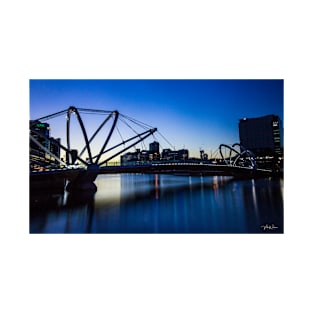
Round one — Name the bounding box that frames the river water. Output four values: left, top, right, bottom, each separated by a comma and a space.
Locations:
30, 174, 283, 234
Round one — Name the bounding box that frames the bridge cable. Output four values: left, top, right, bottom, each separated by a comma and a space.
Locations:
76, 108, 113, 115
119, 116, 141, 135
119, 113, 154, 130
119, 115, 149, 151
141, 140, 147, 151
155, 130, 175, 150
91, 128, 156, 161
31, 109, 69, 123
115, 124, 125, 148
98, 128, 157, 166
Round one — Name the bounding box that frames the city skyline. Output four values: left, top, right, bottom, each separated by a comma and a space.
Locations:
29, 79, 283, 160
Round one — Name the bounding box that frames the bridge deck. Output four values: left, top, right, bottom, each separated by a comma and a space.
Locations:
98, 163, 272, 178
30, 163, 273, 191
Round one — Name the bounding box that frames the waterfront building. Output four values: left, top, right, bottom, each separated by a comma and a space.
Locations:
161, 148, 189, 161
121, 141, 190, 165
161, 148, 176, 160
178, 149, 189, 160
200, 149, 208, 160
30, 120, 61, 169
149, 141, 160, 160
30, 121, 50, 150
120, 149, 141, 165
149, 141, 160, 154
239, 115, 283, 156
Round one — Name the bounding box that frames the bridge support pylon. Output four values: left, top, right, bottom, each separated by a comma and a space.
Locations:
66, 164, 100, 193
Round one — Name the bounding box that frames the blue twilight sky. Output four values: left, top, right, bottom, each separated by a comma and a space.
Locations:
29, 79, 283, 159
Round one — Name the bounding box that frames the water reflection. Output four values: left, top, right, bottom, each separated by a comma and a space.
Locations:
30, 189, 96, 233
29, 174, 283, 234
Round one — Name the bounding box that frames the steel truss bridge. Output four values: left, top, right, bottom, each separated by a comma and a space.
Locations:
30, 106, 273, 192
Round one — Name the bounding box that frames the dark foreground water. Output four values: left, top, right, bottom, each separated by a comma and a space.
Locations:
30, 174, 283, 234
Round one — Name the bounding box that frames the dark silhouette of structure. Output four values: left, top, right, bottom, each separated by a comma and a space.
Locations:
239, 115, 283, 157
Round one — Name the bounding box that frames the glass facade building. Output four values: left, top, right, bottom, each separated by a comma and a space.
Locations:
239, 115, 283, 156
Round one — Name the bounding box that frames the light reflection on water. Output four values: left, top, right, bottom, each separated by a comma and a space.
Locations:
30, 174, 283, 234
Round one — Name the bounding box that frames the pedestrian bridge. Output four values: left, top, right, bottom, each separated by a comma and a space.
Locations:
30, 106, 274, 192
30, 161, 273, 193
98, 162, 271, 178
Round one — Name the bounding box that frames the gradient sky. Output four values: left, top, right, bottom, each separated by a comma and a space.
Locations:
29, 79, 283, 160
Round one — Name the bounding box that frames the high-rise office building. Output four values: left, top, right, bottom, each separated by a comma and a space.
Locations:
30, 121, 61, 168
149, 141, 160, 161
30, 121, 50, 150
149, 141, 160, 154
239, 114, 283, 156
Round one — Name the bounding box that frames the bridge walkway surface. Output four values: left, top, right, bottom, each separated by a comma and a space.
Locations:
30, 163, 274, 193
